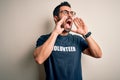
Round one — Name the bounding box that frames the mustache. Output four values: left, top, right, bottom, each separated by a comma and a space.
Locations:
57, 16, 72, 21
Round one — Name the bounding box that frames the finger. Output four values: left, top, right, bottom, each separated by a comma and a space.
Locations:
79, 18, 84, 23
79, 18, 85, 26
61, 27, 64, 31
59, 16, 67, 24
74, 21, 79, 28
77, 18, 83, 25
75, 18, 85, 28
73, 17, 80, 28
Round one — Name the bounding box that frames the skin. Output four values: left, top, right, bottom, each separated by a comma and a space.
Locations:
34, 6, 102, 64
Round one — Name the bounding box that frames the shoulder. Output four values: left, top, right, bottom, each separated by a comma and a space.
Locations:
70, 34, 88, 51
66, 33, 84, 45
38, 33, 51, 41
36, 33, 51, 47
69, 33, 83, 41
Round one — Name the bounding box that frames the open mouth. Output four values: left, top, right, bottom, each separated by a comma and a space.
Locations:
64, 19, 72, 32
67, 21, 71, 25
66, 19, 72, 26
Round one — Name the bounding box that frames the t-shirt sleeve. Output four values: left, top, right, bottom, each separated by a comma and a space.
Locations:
36, 34, 50, 48
79, 37, 88, 52
36, 36, 44, 48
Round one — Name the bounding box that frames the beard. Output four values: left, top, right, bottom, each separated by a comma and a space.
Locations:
61, 23, 72, 33
63, 27, 72, 33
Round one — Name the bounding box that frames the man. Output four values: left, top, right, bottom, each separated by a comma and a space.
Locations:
34, 1, 102, 80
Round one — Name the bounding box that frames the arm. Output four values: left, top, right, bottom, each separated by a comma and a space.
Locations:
72, 17, 102, 58
34, 32, 58, 64
83, 36, 102, 58
34, 16, 67, 64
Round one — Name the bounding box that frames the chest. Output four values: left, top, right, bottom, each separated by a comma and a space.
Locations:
51, 38, 82, 62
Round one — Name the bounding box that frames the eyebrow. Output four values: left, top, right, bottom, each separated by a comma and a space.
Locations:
60, 10, 71, 12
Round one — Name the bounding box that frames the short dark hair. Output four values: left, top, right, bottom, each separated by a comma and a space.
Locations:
53, 1, 71, 17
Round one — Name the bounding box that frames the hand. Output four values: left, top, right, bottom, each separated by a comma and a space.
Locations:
53, 16, 67, 35
72, 17, 88, 35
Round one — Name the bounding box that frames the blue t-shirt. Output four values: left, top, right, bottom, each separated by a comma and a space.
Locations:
36, 33, 88, 80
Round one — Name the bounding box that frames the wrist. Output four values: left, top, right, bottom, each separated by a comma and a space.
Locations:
82, 32, 92, 39
52, 31, 59, 36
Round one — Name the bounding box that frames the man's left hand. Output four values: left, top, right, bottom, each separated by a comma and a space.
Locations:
71, 17, 88, 35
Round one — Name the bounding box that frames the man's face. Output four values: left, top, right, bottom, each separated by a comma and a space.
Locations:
57, 6, 75, 32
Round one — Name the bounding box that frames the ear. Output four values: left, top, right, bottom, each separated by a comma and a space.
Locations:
54, 16, 58, 23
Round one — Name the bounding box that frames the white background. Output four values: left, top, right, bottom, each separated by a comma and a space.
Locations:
0, 0, 120, 80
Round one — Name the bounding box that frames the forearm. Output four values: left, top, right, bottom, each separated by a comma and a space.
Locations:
34, 16, 68, 64
34, 31, 58, 64
85, 36, 102, 58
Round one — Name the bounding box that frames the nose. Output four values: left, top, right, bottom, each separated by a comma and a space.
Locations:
68, 12, 72, 17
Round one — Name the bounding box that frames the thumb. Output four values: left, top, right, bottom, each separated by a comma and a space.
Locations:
61, 28, 64, 31
59, 16, 67, 25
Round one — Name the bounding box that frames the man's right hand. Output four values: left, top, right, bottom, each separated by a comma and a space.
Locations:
53, 16, 67, 35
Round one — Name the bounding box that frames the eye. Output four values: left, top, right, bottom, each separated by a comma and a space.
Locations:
70, 11, 73, 15
70, 11, 76, 16
63, 10, 68, 14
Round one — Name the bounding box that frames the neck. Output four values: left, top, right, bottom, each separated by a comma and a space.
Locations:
60, 31, 69, 36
